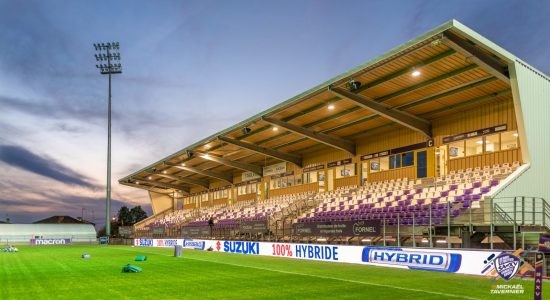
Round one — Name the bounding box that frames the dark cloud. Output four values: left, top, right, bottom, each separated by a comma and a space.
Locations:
0, 194, 152, 226
0, 94, 105, 123
0, 144, 98, 189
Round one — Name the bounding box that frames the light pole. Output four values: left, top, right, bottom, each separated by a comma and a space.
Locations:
94, 42, 122, 236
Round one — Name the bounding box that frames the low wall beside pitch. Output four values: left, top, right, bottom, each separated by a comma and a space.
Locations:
0, 224, 96, 244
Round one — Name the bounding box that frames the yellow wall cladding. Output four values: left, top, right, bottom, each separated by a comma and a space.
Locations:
432, 98, 516, 146
303, 148, 353, 167
190, 186, 207, 194
209, 180, 230, 189
356, 127, 426, 155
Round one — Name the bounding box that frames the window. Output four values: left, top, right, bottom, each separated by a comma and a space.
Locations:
402, 152, 414, 167
485, 134, 500, 152
305, 171, 318, 184
380, 156, 389, 171
336, 164, 355, 179
501, 131, 518, 150
287, 176, 294, 187
465, 138, 483, 156
449, 141, 465, 159
389, 154, 401, 169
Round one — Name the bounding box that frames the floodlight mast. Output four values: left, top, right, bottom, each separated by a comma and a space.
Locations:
94, 42, 122, 237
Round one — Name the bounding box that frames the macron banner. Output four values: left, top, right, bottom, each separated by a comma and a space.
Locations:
30, 238, 72, 246
133, 238, 503, 276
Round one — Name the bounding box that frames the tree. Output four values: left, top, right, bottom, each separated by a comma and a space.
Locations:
115, 205, 148, 226
117, 206, 132, 226
130, 206, 148, 224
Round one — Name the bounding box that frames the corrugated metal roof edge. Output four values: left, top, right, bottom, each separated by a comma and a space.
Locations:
120, 19, 535, 183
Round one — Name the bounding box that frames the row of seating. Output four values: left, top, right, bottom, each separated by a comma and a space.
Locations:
184, 193, 313, 229
142, 162, 518, 230
296, 163, 515, 225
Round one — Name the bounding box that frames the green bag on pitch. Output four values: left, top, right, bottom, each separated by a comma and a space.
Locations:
135, 255, 147, 261
122, 264, 142, 273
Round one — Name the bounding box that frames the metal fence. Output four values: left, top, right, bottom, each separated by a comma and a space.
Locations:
132, 196, 549, 251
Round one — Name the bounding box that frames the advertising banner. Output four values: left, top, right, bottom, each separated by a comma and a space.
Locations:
534, 252, 544, 300
118, 226, 133, 236
293, 220, 380, 237
327, 158, 352, 168
538, 236, 550, 253
239, 221, 268, 234
155, 239, 180, 247
263, 162, 286, 177
152, 227, 165, 235
183, 239, 206, 250
133, 238, 504, 276
242, 171, 261, 181
181, 226, 211, 237
30, 238, 72, 246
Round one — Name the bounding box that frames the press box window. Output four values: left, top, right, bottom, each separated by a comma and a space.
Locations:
465, 138, 483, 156
389, 154, 401, 169
484, 134, 500, 152
401, 152, 414, 167
449, 141, 464, 159
379, 156, 389, 171
501, 131, 518, 150
336, 164, 355, 178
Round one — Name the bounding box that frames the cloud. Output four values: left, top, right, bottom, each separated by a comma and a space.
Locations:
0, 194, 152, 225
0, 144, 98, 189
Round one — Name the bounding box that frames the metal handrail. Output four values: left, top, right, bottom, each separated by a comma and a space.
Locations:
493, 203, 514, 224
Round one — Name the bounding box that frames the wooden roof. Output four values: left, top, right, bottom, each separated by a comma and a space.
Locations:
119, 20, 513, 195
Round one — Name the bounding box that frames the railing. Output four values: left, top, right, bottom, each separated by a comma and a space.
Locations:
132, 196, 550, 251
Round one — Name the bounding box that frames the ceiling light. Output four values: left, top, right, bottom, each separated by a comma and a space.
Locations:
436, 239, 447, 244
148, 176, 152, 180
316, 238, 327, 242
328, 104, 335, 110
272, 127, 278, 132
421, 238, 429, 243
162, 170, 167, 174
135, 181, 140, 185
513, 133, 518, 137
202, 154, 210, 159
412, 70, 421, 77
476, 140, 484, 144
361, 238, 371, 242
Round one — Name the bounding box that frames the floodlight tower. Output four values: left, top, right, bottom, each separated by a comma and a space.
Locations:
94, 42, 122, 236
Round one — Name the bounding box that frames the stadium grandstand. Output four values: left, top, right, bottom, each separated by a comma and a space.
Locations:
120, 19, 550, 253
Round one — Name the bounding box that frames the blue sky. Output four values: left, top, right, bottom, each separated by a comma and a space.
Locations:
1, 0, 549, 224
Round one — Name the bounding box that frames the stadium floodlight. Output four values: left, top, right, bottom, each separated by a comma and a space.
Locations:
94, 41, 122, 237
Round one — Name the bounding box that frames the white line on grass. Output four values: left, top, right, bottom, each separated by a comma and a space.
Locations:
113, 247, 480, 300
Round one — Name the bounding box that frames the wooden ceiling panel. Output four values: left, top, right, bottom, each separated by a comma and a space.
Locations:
275, 138, 318, 153
289, 99, 357, 126
330, 117, 391, 137
308, 109, 374, 133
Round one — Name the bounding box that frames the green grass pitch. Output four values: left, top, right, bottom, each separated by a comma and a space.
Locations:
0, 245, 546, 299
